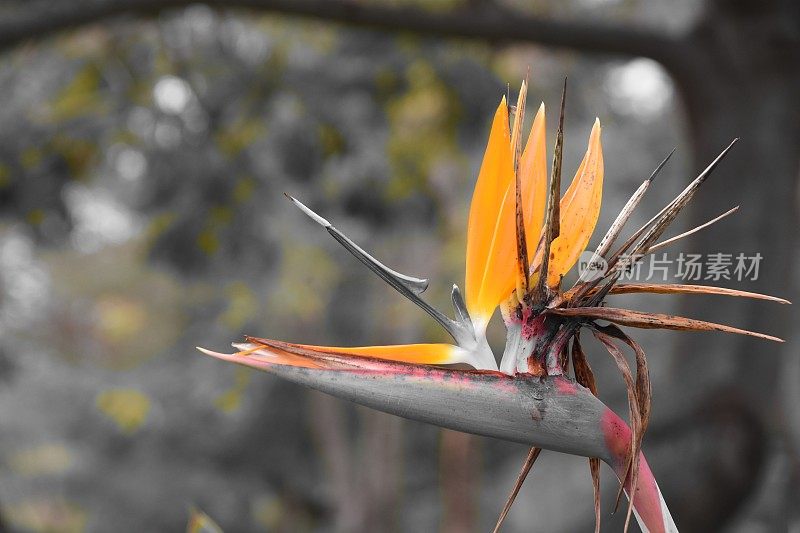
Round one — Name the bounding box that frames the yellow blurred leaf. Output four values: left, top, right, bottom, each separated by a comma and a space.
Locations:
49, 64, 105, 121
271, 245, 339, 320
232, 177, 256, 203
51, 135, 97, 178
94, 296, 148, 345
5, 499, 87, 533
197, 229, 220, 255
21, 147, 43, 170
210, 206, 233, 225
26, 209, 46, 226
43, 242, 185, 369
251, 494, 283, 530
220, 282, 258, 330
385, 59, 461, 199
318, 124, 345, 156
96, 389, 151, 434
0, 163, 10, 188
215, 118, 264, 156
187, 508, 223, 533
8, 444, 74, 476
146, 213, 177, 242
214, 367, 252, 413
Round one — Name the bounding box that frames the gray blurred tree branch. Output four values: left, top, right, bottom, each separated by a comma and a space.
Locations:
0, 0, 685, 67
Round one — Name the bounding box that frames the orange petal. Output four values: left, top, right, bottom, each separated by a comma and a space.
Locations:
200, 340, 461, 369
244, 337, 461, 365
518, 103, 548, 278
547, 119, 603, 287
292, 342, 460, 365
465, 97, 516, 323
466, 98, 549, 322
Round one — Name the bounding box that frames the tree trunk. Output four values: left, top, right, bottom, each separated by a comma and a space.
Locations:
440, 431, 480, 533
660, 1, 800, 529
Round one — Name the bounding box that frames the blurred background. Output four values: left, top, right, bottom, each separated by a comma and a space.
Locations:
0, 0, 797, 531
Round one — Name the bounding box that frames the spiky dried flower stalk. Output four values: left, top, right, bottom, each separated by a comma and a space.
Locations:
198, 79, 787, 533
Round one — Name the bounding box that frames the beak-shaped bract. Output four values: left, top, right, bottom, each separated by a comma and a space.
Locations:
199, 341, 677, 533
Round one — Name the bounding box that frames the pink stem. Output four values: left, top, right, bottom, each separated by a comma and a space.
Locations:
601, 408, 677, 533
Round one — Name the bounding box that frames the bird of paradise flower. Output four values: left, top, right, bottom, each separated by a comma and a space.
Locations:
199, 80, 786, 533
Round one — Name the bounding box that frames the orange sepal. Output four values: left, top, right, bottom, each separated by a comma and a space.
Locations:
290, 342, 459, 365
547, 119, 603, 287
243, 337, 460, 365
465, 97, 516, 323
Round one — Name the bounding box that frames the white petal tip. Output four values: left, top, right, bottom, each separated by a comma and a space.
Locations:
287, 195, 330, 227
196, 346, 232, 358
232, 342, 257, 351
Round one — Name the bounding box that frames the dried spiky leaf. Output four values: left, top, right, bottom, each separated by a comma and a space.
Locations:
647, 205, 739, 254
589, 457, 600, 533
594, 325, 651, 435
630, 139, 738, 258
549, 306, 784, 342
510, 80, 527, 171
573, 150, 673, 294
589, 457, 601, 533
492, 447, 542, 533
591, 329, 641, 533
594, 324, 651, 517
572, 283, 790, 304
559, 344, 571, 375
571, 335, 601, 533
509, 99, 549, 304
592, 150, 673, 261
605, 141, 736, 273
571, 333, 596, 395
535, 80, 566, 298
512, 82, 531, 296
